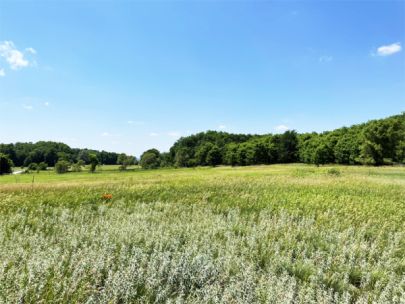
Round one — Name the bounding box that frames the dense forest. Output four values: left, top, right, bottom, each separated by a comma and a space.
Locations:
0, 113, 404, 173
163, 112, 405, 168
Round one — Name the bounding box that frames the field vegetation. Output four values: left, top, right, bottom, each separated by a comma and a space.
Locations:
0, 165, 404, 303
0, 113, 404, 176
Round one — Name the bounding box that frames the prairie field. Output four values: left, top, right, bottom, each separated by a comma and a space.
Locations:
0, 165, 404, 303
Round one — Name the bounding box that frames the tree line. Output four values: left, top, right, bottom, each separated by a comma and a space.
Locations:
0, 141, 125, 167
0, 141, 137, 174
0, 113, 404, 174
139, 112, 405, 168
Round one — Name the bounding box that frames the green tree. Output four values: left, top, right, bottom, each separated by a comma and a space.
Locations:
313, 142, 331, 166
160, 152, 173, 167
88, 153, 99, 173
195, 142, 214, 166
55, 160, 70, 174
0, 153, 13, 175
140, 149, 160, 169
117, 153, 135, 170
223, 143, 239, 166
277, 130, 299, 163
360, 140, 383, 165
175, 148, 191, 167
71, 160, 85, 172
38, 162, 48, 170
334, 133, 360, 164
396, 140, 405, 164
28, 163, 39, 172
206, 145, 222, 166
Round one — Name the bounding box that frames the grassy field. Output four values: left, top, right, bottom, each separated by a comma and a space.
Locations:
0, 165, 404, 303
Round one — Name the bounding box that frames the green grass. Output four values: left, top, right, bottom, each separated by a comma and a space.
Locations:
0, 164, 404, 303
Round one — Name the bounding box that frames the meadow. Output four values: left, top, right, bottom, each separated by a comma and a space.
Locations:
0, 165, 404, 303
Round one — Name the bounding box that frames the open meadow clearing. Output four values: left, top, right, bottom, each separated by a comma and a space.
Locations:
0, 165, 404, 303
2, 0, 405, 302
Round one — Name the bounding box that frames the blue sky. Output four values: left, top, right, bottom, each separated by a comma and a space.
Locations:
0, 1, 404, 156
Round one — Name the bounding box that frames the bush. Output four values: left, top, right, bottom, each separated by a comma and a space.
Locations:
71, 163, 82, 172
28, 163, 38, 171
38, 162, 48, 170
55, 160, 70, 174
0, 153, 13, 175
117, 154, 136, 171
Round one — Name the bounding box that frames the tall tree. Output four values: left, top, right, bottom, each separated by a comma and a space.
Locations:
0, 153, 13, 175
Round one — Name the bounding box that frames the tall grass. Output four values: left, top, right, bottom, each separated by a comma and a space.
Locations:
0, 165, 404, 303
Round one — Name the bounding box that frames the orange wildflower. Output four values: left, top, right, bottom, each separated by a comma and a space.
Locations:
102, 193, 113, 200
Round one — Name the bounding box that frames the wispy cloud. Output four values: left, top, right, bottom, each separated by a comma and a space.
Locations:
376, 42, 401, 56
274, 124, 289, 132
319, 55, 333, 63
25, 47, 37, 55
43, 102, 50, 107
22, 104, 33, 111
101, 132, 111, 137
0, 41, 32, 70
149, 132, 159, 137
0, 68, 5, 77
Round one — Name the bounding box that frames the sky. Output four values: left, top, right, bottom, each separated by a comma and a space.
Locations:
0, 0, 404, 156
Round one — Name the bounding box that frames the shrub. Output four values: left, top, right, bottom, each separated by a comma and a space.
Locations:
54, 160, 70, 174
71, 163, 82, 172
117, 154, 135, 171
28, 163, 38, 171
38, 162, 48, 170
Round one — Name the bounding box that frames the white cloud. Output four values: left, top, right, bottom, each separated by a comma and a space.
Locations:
168, 131, 181, 138
22, 104, 33, 110
376, 42, 401, 56
149, 132, 159, 137
0, 41, 30, 70
25, 47, 37, 54
319, 55, 333, 63
274, 124, 289, 132
0, 68, 5, 77
218, 124, 226, 130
